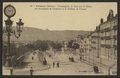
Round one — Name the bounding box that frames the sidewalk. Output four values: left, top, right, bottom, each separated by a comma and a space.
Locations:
75, 54, 117, 75
2, 67, 11, 75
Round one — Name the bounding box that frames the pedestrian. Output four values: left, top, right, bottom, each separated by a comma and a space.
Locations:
49, 54, 51, 57
10, 68, 13, 75
30, 67, 34, 76
93, 66, 99, 73
69, 57, 70, 61
80, 56, 82, 60
32, 57, 34, 60
43, 58, 47, 65
53, 62, 55, 68
57, 62, 59, 68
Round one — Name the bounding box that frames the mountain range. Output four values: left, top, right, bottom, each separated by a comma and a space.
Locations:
3, 27, 91, 43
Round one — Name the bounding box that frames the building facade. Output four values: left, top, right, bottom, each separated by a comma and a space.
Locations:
99, 10, 117, 60
76, 9, 117, 68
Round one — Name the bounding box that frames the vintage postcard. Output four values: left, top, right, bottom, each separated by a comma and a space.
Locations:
2, 2, 117, 75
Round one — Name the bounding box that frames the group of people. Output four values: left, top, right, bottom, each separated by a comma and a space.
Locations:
53, 62, 60, 68
69, 57, 74, 62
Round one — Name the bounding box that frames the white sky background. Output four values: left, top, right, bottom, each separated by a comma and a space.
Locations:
3, 2, 117, 31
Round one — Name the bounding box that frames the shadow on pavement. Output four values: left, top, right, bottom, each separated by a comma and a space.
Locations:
14, 62, 31, 69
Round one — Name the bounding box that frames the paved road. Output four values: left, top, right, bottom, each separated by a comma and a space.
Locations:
34, 52, 94, 75
3, 50, 116, 75
12, 50, 51, 75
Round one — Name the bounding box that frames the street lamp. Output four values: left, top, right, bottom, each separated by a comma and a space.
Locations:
14, 19, 24, 38
4, 4, 24, 68
30, 67, 34, 76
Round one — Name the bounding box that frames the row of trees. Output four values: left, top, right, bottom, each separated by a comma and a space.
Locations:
28, 40, 63, 52
24, 40, 80, 52
3, 40, 80, 64
3, 40, 80, 58
3, 39, 80, 66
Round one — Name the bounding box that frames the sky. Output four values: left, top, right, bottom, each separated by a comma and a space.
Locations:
3, 2, 117, 31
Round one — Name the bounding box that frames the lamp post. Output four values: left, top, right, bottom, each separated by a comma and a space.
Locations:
30, 67, 34, 76
4, 4, 24, 68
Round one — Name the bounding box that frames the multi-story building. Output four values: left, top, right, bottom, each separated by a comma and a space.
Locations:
76, 9, 117, 68
99, 9, 117, 60
76, 34, 90, 60
90, 9, 117, 66
76, 35, 85, 59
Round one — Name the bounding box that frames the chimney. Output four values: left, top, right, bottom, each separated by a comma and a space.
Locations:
100, 18, 104, 24
107, 9, 114, 21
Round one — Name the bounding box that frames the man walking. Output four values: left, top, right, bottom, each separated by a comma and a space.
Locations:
32, 56, 34, 60
57, 62, 59, 68
10, 68, 13, 75
30, 67, 34, 76
53, 62, 55, 68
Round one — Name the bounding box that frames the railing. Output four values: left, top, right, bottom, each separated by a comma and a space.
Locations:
13, 52, 31, 67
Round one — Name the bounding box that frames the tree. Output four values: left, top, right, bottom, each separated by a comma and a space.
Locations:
72, 42, 79, 50
40, 41, 49, 52
67, 40, 74, 49
50, 41, 63, 51
34, 40, 49, 52
26, 43, 36, 51
55, 42, 63, 51
67, 40, 80, 53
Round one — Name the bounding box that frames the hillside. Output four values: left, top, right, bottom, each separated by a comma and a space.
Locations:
3, 27, 91, 43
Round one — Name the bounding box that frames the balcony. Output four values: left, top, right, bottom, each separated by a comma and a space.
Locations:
100, 36, 111, 40
113, 25, 117, 30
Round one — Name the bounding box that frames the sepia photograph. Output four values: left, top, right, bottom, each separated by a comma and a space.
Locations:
2, 2, 117, 75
